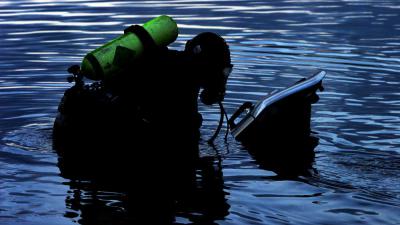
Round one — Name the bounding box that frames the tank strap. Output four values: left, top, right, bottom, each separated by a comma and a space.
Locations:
124, 25, 157, 52
85, 53, 104, 79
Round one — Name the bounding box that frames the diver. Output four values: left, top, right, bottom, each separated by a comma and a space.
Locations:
53, 16, 232, 193
123, 31, 233, 157
54, 30, 232, 221
114, 31, 233, 191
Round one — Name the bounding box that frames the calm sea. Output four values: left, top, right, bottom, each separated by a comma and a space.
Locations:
0, 0, 399, 224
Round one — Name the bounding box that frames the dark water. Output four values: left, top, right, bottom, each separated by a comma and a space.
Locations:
1, 0, 400, 224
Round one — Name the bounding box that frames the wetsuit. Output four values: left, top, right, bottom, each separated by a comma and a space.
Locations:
108, 46, 203, 186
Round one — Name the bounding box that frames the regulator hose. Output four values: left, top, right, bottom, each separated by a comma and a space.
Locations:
208, 101, 230, 145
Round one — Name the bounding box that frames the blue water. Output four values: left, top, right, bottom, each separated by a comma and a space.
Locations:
1, 0, 400, 224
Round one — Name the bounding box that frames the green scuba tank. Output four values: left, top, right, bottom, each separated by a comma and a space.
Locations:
80, 15, 178, 80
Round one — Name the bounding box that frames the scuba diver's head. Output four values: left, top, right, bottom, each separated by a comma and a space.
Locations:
185, 32, 232, 105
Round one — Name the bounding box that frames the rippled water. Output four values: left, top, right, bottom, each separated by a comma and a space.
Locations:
1, 0, 400, 224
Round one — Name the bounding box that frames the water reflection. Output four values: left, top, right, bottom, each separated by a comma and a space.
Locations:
1, 0, 400, 224
246, 134, 318, 179
54, 138, 230, 224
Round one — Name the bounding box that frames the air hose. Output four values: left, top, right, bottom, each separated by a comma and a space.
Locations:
208, 101, 230, 145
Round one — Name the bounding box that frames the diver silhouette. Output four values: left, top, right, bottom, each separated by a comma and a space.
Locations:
53, 30, 232, 195
53, 23, 232, 223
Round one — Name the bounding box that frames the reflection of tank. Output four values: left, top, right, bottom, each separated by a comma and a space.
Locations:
229, 71, 325, 144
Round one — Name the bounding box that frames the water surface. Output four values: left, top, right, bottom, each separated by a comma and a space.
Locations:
1, 0, 399, 224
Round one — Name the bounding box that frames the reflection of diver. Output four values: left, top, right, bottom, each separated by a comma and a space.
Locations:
174, 156, 230, 224
58, 155, 229, 225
